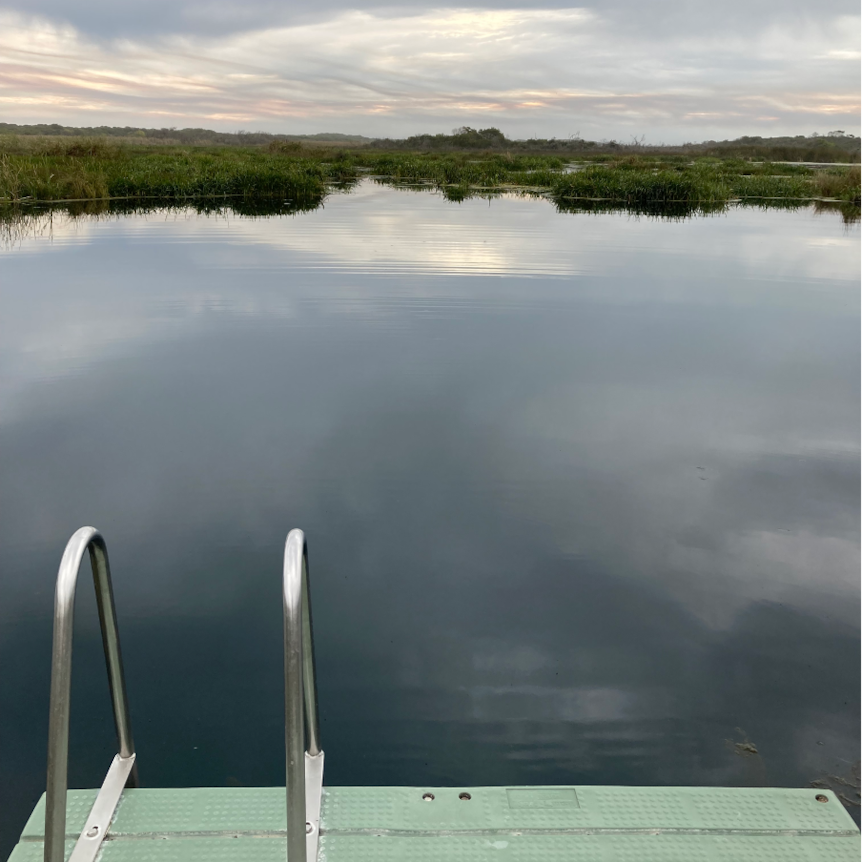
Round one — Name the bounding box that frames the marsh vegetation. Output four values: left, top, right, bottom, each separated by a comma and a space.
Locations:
1, 133, 859, 225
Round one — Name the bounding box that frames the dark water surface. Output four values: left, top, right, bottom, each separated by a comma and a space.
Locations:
1, 184, 859, 854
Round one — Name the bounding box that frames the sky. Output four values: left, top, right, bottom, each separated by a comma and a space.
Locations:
0, 0, 859, 141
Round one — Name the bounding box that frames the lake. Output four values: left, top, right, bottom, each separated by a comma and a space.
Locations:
1, 184, 859, 855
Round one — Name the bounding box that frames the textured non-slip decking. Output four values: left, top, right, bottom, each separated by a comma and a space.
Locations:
10, 785, 861, 861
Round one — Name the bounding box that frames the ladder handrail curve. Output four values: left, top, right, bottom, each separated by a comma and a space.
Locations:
45, 526, 137, 862
283, 528, 322, 862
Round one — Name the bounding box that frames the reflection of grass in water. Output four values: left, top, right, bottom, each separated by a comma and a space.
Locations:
3, 195, 854, 250
0, 195, 328, 248
553, 196, 726, 219
813, 200, 861, 225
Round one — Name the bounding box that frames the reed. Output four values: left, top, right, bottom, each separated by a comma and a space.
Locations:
0, 140, 344, 203
812, 166, 861, 203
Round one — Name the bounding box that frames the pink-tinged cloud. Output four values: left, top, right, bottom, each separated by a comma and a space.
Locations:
0, 8, 858, 139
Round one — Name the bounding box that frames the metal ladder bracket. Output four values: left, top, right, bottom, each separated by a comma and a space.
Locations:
67, 753, 136, 862
304, 751, 324, 861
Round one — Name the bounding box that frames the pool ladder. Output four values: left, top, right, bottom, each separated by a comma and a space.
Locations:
43, 526, 322, 862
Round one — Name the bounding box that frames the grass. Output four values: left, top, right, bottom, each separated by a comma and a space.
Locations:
812, 166, 862, 203
1, 137, 859, 222
0, 137, 352, 205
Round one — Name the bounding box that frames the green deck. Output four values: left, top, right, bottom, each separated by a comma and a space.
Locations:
10, 785, 860, 861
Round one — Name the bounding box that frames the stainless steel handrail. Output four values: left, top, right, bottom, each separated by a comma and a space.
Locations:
45, 527, 137, 862
283, 529, 324, 862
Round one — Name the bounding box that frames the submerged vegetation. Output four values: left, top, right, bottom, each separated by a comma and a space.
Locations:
1, 131, 859, 226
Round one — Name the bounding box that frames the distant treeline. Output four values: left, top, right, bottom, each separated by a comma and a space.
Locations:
0, 122, 859, 162
688, 133, 860, 163
0, 124, 372, 146
370, 126, 861, 162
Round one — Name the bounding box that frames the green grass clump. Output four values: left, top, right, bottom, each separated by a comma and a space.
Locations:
0, 139, 350, 203
727, 173, 811, 199
0, 152, 109, 201
547, 159, 858, 210
553, 165, 726, 208
105, 150, 330, 198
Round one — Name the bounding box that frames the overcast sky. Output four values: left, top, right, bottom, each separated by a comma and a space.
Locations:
0, 0, 858, 140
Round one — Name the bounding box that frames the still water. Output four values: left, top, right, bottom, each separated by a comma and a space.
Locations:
1, 184, 859, 853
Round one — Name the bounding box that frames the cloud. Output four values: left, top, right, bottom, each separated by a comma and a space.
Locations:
1, 0, 859, 40
0, 6, 858, 138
